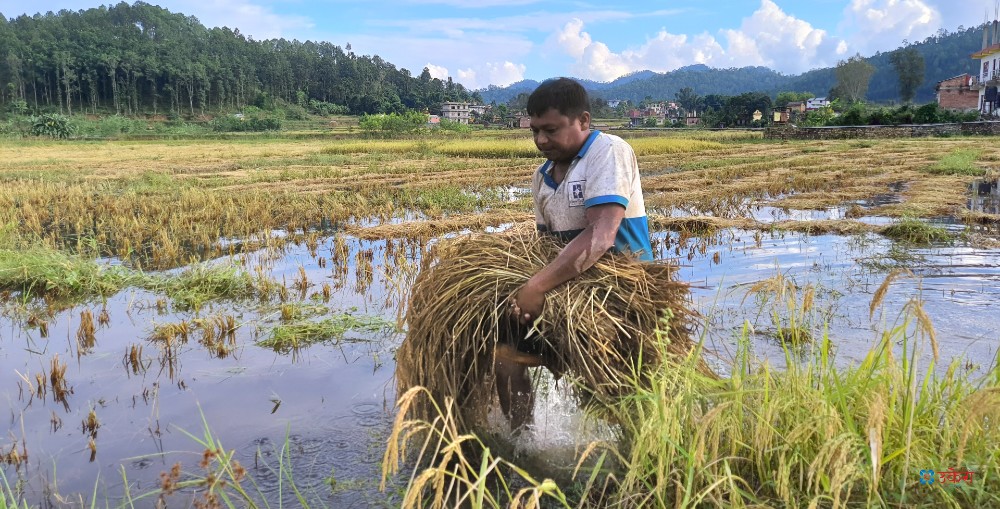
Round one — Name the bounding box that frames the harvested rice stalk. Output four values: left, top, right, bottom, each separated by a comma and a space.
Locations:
397, 230, 704, 430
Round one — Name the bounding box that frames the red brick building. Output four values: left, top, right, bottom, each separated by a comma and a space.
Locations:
935, 74, 980, 110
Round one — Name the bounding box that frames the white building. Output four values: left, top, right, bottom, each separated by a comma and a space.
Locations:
972, 18, 1000, 115
805, 97, 830, 110
440, 102, 471, 124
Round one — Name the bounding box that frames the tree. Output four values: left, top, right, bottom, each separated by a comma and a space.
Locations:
674, 87, 699, 114
831, 53, 875, 103
775, 91, 814, 107
889, 47, 925, 103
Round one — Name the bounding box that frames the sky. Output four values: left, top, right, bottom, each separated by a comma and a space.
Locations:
1, 0, 997, 89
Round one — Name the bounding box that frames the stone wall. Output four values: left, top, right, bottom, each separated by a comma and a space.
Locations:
765, 121, 1000, 140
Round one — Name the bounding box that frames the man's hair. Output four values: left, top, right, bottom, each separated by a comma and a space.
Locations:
526, 77, 589, 118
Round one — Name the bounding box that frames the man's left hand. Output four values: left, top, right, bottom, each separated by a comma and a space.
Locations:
510, 281, 545, 325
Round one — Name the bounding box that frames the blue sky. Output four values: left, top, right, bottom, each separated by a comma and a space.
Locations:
1, 0, 995, 89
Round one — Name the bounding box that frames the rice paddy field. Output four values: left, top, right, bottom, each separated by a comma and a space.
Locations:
2, 128, 1000, 507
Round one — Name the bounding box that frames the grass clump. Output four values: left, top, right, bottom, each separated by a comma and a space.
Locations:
0, 244, 137, 299
258, 312, 393, 353
926, 148, 984, 175
144, 264, 272, 310
881, 218, 952, 245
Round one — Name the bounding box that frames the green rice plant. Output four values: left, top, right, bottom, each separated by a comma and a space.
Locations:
258, 313, 393, 353
925, 148, 983, 176
0, 468, 29, 509
881, 218, 952, 245
600, 293, 1000, 508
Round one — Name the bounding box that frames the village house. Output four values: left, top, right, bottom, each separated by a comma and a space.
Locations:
805, 97, 829, 110
971, 17, 1000, 115
440, 102, 471, 124
786, 101, 806, 114
935, 74, 980, 110
685, 111, 700, 126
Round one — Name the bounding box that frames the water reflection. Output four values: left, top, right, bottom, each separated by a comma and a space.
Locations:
2, 201, 1000, 505
970, 179, 1000, 214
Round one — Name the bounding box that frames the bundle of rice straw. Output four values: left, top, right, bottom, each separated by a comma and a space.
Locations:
396, 229, 702, 430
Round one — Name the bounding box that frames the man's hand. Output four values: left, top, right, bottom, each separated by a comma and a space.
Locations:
510, 280, 545, 325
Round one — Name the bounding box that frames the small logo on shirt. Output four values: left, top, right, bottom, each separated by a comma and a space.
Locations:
568, 180, 585, 207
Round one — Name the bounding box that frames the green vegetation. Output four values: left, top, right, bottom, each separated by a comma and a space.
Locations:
926, 148, 984, 176
29, 114, 75, 139
830, 102, 980, 127
146, 264, 270, 311
258, 313, 394, 353
882, 218, 953, 244
388, 299, 1000, 507
0, 227, 274, 309
359, 111, 429, 135
209, 109, 283, 132
0, 226, 138, 299
890, 48, 926, 104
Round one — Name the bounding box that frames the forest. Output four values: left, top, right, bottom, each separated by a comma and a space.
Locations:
0, 2, 480, 117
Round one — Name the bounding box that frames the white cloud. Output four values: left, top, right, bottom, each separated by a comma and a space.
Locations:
721, 0, 843, 71
333, 31, 533, 88
841, 0, 940, 53
424, 63, 450, 80
554, 17, 726, 81
189, 0, 314, 39
456, 61, 526, 89
554, 1, 855, 81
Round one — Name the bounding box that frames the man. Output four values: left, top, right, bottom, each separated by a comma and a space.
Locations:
497, 78, 653, 430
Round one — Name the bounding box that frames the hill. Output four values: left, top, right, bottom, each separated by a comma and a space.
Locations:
480, 26, 985, 105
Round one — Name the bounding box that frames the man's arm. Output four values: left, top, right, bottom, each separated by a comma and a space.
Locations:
511, 203, 625, 324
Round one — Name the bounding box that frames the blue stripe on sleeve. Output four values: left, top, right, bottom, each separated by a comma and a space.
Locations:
584, 195, 629, 208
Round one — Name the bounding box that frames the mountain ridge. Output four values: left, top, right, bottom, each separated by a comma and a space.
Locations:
479, 26, 985, 105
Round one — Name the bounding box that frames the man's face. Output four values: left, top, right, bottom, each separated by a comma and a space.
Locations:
529, 108, 591, 163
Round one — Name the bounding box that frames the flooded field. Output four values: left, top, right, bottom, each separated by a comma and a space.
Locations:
2, 132, 1000, 507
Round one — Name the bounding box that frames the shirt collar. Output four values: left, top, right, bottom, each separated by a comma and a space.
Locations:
537, 130, 601, 189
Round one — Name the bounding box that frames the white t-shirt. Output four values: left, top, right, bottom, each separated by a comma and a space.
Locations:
532, 130, 653, 261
